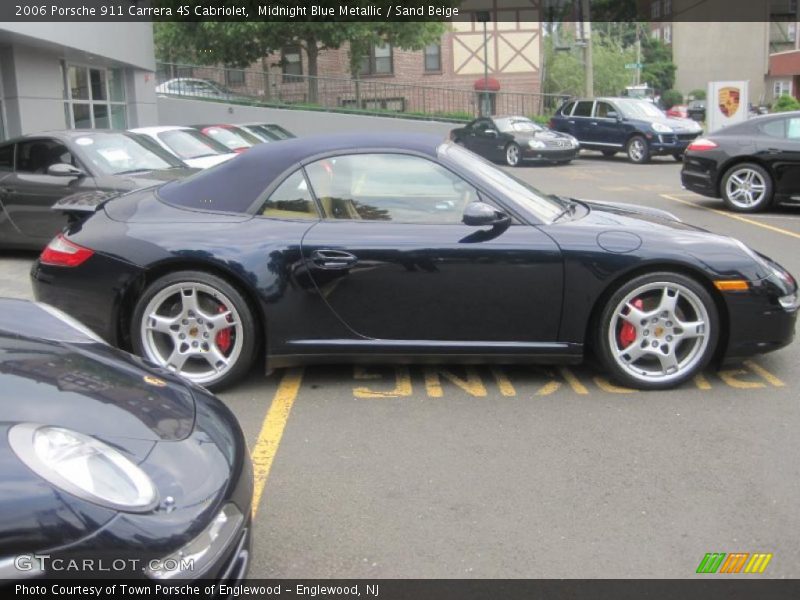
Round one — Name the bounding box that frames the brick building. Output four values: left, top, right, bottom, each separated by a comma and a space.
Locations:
174, 1, 545, 118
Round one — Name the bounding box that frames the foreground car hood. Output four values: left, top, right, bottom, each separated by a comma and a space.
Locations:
0, 335, 195, 444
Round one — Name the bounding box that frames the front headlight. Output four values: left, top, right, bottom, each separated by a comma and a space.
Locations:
652, 122, 673, 133
528, 140, 546, 149
9, 423, 158, 512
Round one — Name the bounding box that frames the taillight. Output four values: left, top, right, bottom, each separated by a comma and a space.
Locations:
40, 234, 94, 267
687, 138, 719, 152
549, 118, 556, 129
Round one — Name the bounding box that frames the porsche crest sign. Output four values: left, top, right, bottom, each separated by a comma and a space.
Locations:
707, 81, 749, 133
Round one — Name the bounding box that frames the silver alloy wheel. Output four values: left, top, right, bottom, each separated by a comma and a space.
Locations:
139, 282, 244, 386
628, 138, 646, 162
725, 167, 767, 209
608, 281, 711, 385
506, 144, 520, 166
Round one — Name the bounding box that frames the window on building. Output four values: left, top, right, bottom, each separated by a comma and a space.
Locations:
63, 64, 127, 130
360, 44, 393, 76
774, 79, 792, 98
225, 68, 245, 87
651, 0, 661, 19
651, 27, 661, 40
789, 22, 797, 42
282, 46, 303, 82
424, 44, 442, 72
663, 0, 672, 16
663, 24, 672, 43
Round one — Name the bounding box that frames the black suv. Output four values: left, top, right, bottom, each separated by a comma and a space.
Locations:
550, 97, 703, 163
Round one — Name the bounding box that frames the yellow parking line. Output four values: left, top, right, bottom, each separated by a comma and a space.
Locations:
743, 360, 786, 387
250, 368, 304, 517
660, 193, 800, 240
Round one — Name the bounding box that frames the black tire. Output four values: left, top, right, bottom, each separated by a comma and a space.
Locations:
720, 162, 774, 213
594, 271, 719, 390
601, 150, 617, 158
626, 135, 651, 164
505, 142, 521, 167
132, 270, 258, 391
673, 153, 684, 162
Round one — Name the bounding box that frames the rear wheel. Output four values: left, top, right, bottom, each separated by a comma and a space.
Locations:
132, 270, 257, 391
720, 163, 774, 212
673, 152, 684, 162
595, 272, 719, 390
626, 135, 651, 164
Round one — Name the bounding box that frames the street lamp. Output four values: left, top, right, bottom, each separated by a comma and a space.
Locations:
476, 10, 491, 117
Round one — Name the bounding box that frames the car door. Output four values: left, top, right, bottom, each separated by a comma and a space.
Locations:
298, 152, 563, 343
0, 138, 96, 243
756, 116, 800, 198
590, 100, 626, 149
569, 100, 596, 145
471, 119, 505, 160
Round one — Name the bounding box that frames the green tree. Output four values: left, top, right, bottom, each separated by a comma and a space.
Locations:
641, 37, 676, 92
661, 89, 683, 109
689, 88, 707, 100
773, 93, 800, 112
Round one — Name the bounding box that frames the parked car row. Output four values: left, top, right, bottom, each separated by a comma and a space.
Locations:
0, 122, 295, 250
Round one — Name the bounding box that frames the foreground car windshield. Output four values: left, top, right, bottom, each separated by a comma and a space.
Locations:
441, 143, 563, 222
496, 118, 543, 133
75, 133, 183, 175
158, 129, 231, 159
616, 99, 666, 119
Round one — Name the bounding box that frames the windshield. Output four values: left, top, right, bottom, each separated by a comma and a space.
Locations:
74, 133, 184, 175
496, 118, 543, 133
440, 143, 564, 223
203, 127, 255, 150
264, 124, 295, 139
615, 99, 666, 119
158, 129, 231, 159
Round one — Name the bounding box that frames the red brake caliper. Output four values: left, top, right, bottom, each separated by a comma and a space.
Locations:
619, 298, 643, 348
215, 304, 232, 354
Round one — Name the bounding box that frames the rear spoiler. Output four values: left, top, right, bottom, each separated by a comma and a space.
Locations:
51, 190, 120, 222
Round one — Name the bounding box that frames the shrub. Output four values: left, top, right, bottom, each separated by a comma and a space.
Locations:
689, 88, 706, 101
661, 89, 684, 109
772, 93, 800, 112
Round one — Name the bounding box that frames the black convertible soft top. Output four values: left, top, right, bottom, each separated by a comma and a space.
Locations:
157, 132, 445, 214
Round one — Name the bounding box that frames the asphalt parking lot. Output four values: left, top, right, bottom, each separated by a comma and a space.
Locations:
3, 150, 799, 579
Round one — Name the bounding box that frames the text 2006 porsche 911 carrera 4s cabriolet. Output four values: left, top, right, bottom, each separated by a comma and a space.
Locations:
30, 133, 798, 391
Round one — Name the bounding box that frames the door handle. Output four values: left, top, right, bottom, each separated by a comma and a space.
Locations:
568, 120, 575, 124
310, 249, 358, 269
590, 122, 599, 126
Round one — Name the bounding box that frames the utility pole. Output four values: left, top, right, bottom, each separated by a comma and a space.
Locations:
635, 26, 642, 86
580, 0, 593, 97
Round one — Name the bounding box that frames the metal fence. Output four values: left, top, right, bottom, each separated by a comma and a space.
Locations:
156, 63, 568, 121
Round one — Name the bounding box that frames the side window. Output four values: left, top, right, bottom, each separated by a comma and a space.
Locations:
786, 118, 800, 140
305, 154, 479, 224
560, 101, 575, 116
474, 120, 493, 133
16, 139, 74, 174
760, 120, 786, 138
0, 144, 13, 171
595, 102, 615, 118
260, 170, 319, 219
572, 101, 594, 117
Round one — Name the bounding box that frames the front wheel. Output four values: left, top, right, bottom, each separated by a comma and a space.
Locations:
505, 143, 521, 167
720, 163, 774, 212
132, 270, 257, 391
626, 135, 651, 164
595, 272, 719, 390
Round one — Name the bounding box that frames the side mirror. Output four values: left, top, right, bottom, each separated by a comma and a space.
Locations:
47, 163, 85, 178
462, 201, 511, 227
485, 129, 498, 137
606, 111, 620, 120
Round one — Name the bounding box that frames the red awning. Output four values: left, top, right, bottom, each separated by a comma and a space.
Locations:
473, 77, 501, 92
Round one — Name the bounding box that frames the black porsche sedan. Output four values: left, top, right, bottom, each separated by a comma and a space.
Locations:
450, 116, 579, 166
30, 133, 797, 391
681, 111, 800, 212
0, 130, 194, 250
0, 299, 252, 581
